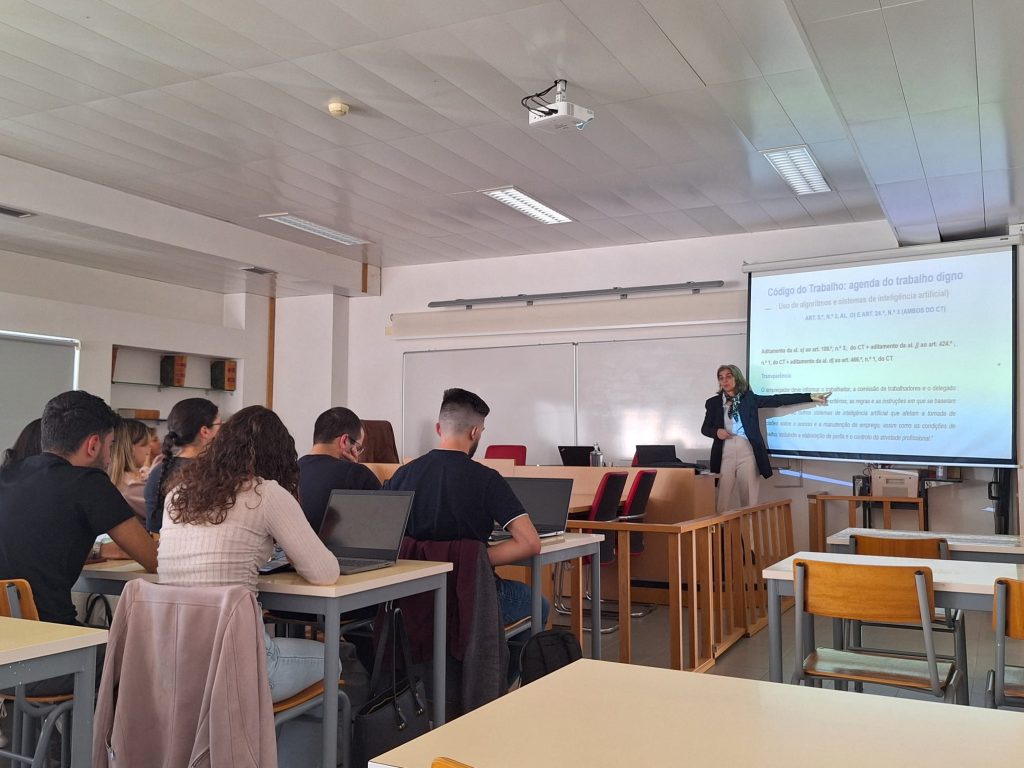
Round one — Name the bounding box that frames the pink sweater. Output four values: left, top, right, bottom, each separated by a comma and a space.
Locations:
158, 478, 340, 592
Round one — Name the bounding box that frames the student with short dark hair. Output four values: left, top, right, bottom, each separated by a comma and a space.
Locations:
298, 407, 381, 530
386, 388, 546, 627
144, 397, 220, 533
0, 391, 158, 694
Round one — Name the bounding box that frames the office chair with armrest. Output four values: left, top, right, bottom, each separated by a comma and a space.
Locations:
484, 445, 527, 466
792, 559, 962, 703
0, 579, 75, 768
847, 534, 967, 701
985, 577, 1024, 709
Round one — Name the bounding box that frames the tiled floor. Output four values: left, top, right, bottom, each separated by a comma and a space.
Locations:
555, 604, 1024, 709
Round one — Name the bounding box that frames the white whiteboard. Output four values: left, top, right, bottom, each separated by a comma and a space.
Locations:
402, 344, 576, 465
576, 333, 746, 465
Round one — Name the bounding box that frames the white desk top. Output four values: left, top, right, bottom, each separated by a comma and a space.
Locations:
81, 559, 452, 597
763, 551, 1024, 594
827, 527, 1024, 554
535, 531, 603, 555
0, 617, 107, 665
370, 658, 1024, 767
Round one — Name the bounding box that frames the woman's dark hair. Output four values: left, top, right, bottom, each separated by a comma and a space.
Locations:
716, 364, 749, 396
158, 398, 218, 499
169, 406, 298, 526
2, 418, 42, 468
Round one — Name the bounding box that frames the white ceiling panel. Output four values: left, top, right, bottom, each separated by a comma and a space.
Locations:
974, 0, 1024, 104
837, 187, 887, 221
803, 10, 907, 123
847, 117, 925, 184
789, 0, 882, 25
760, 197, 816, 228
765, 68, 849, 144
560, 0, 703, 95
883, 0, 978, 115
796, 191, 855, 225
678, 206, 745, 236
808, 139, 874, 191
640, 0, 761, 85
707, 77, 804, 151
718, 0, 815, 76
927, 172, 984, 222
909, 106, 982, 178
980, 99, 1024, 172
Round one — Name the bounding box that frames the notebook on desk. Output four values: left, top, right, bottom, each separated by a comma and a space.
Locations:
490, 477, 572, 541
259, 490, 413, 576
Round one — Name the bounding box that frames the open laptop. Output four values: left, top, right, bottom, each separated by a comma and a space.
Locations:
558, 445, 593, 467
635, 444, 703, 471
259, 490, 413, 576
490, 477, 572, 541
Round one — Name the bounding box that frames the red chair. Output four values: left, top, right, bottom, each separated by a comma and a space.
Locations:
620, 470, 657, 557
484, 444, 527, 465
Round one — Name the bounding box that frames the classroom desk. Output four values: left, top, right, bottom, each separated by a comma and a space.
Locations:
0, 617, 107, 768
519, 533, 603, 660
828, 527, 1024, 562
75, 560, 451, 768
368, 657, 1024, 768
763, 551, 1024, 683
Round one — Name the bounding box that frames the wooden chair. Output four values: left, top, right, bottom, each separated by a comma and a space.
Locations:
847, 534, 968, 701
484, 444, 527, 465
792, 559, 962, 703
985, 577, 1024, 709
0, 579, 74, 768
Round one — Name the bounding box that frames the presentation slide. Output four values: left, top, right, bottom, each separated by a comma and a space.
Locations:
747, 247, 1015, 466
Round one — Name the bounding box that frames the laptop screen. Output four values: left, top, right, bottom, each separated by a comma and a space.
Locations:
635, 444, 679, 465
504, 477, 572, 531
318, 490, 413, 560
558, 445, 593, 467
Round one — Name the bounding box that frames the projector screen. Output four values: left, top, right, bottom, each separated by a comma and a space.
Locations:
747, 245, 1016, 467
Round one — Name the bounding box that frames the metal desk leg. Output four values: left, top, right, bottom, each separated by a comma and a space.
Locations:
322, 606, 341, 768
590, 546, 601, 661
768, 579, 782, 682
432, 584, 447, 727
70, 645, 97, 768
531, 561, 543, 634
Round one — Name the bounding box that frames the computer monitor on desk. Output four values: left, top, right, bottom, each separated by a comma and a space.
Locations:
558, 445, 593, 467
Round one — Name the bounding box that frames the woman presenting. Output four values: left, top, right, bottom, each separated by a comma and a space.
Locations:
701, 364, 829, 512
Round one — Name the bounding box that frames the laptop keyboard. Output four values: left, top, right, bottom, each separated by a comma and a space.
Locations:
338, 557, 382, 569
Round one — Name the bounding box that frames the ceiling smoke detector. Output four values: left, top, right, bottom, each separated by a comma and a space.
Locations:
327, 100, 350, 117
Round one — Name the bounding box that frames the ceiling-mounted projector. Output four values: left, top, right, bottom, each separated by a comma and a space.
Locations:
522, 79, 594, 132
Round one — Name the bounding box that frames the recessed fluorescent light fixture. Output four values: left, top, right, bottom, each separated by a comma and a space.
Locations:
259, 213, 369, 246
760, 146, 831, 195
481, 187, 571, 224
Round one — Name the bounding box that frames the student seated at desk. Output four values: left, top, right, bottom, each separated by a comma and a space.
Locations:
157, 405, 341, 702
1, 417, 41, 468
144, 397, 220, 534
298, 406, 381, 531
108, 418, 150, 519
0, 391, 158, 694
385, 388, 546, 628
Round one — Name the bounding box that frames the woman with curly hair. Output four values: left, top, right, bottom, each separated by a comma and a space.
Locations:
157, 405, 340, 702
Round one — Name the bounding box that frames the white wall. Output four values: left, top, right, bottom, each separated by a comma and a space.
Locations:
0, 249, 269, 418
273, 294, 350, 447
345, 220, 1002, 544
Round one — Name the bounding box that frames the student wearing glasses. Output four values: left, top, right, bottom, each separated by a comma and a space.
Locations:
144, 397, 221, 533
297, 407, 381, 531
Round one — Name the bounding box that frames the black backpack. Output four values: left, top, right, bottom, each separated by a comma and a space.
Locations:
518, 629, 583, 686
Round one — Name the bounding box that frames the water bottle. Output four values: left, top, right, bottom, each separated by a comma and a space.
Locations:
589, 443, 604, 467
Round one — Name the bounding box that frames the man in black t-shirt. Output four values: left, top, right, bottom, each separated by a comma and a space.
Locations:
0, 390, 159, 694
298, 407, 382, 530
386, 388, 545, 627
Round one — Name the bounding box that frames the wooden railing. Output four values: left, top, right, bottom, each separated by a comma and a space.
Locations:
807, 494, 925, 551
566, 499, 793, 672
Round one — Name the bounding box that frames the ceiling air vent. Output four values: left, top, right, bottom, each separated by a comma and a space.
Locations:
0, 204, 34, 219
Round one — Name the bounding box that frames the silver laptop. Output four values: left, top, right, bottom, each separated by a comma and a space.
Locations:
318, 490, 414, 575
490, 477, 572, 541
